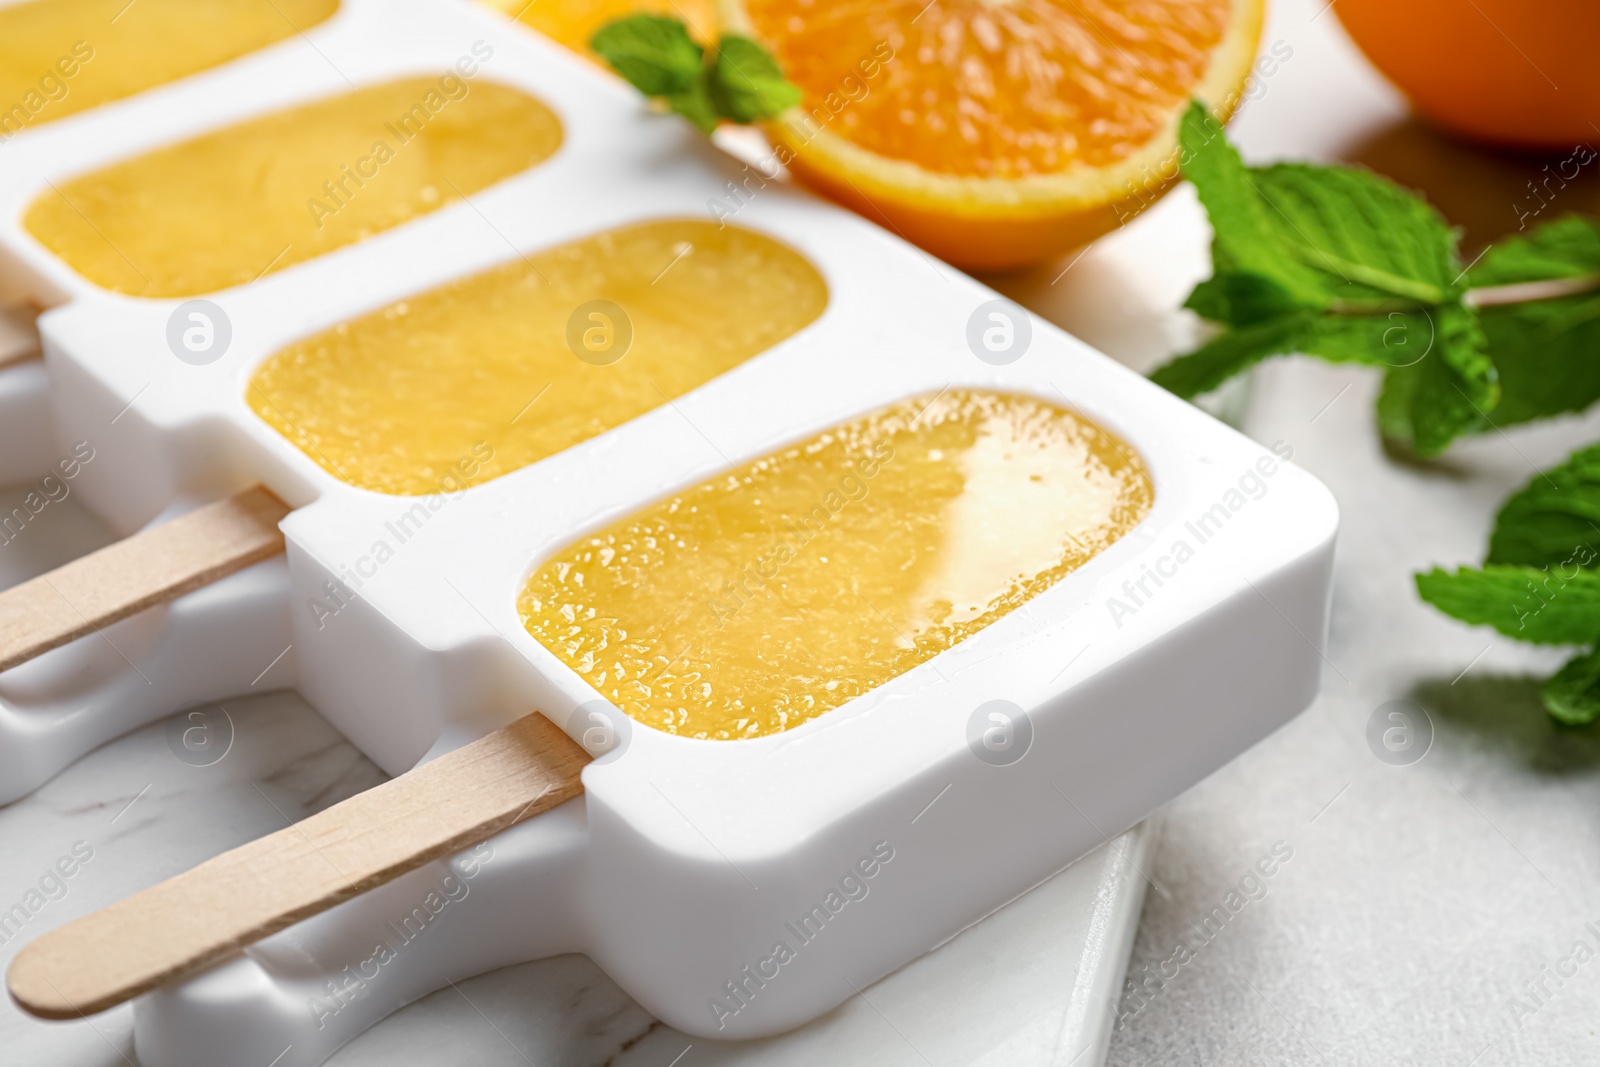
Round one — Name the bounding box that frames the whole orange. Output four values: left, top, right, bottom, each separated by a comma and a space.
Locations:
1336, 0, 1600, 150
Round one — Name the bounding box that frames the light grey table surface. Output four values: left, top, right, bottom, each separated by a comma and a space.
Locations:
987, 0, 1600, 1063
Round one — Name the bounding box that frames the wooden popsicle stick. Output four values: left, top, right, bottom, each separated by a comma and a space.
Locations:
0, 345, 37, 371
8, 712, 590, 1019
0, 305, 40, 370
0, 485, 290, 673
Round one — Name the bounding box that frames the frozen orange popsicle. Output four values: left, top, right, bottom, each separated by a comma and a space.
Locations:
248, 219, 828, 495
0, 0, 338, 140
520, 389, 1154, 739
24, 75, 562, 296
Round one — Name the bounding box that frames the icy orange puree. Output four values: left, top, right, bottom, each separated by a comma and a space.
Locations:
24, 74, 561, 296
248, 220, 828, 495
0, 0, 338, 138
520, 390, 1154, 739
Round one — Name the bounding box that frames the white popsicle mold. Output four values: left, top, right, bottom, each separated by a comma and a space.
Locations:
0, 0, 1339, 1062
0, 0, 360, 479
0, 303, 48, 486
0, 550, 293, 802
0, 356, 52, 487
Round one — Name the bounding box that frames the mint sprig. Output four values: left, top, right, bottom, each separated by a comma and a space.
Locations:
591, 16, 799, 134
1153, 104, 1496, 455
1418, 442, 1600, 724
1484, 442, 1600, 568
1153, 103, 1600, 458
1159, 104, 1600, 720
1467, 217, 1600, 428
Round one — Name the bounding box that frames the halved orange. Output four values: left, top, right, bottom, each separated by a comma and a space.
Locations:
723, 0, 1266, 270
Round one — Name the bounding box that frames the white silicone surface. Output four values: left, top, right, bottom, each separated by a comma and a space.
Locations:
0, 0, 1338, 1062
0, 307, 49, 486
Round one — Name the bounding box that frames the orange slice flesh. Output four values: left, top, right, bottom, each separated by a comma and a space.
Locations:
726, 0, 1264, 270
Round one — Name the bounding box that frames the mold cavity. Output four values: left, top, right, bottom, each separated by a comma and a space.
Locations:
519, 389, 1153, 740
0, 0, 340, 136
244, 217, 832, 502
246, 219, 828, 496
23, 74, 562, 296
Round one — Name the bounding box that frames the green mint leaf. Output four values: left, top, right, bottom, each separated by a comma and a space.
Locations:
1249, 163, 1460, 306
1487, 443, 1600, 569
1469, 214, 1600, 287
1461, 217, 1600, 428
1475, 290, 1600, 427
1405, 301, 1496, 457
1542, 647, 1600, 725
1375, 361, 1423, 446
1416, 565, 1600, 645
1168, 101, 1491, 455
1405, 355, 1483, 457
592, 20, 800, 133
666, 75, 719, 134
1149, 313, 1315, 399
708, 34, 800, 123
1185, 272, 1309, 327
1179, 104, 1461, 311
1177, 104, 1326, 308
591, 15, 703, 98
1539, 291, 1600, 335
1149, 308, 1436, 401
1301, 310, 1433, 365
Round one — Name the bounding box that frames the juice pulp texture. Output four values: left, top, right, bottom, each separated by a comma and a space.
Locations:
249, 220, 828, 495
24, 74, 561, 296
0, 0, 338, 137
520, 390, 1154, 740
